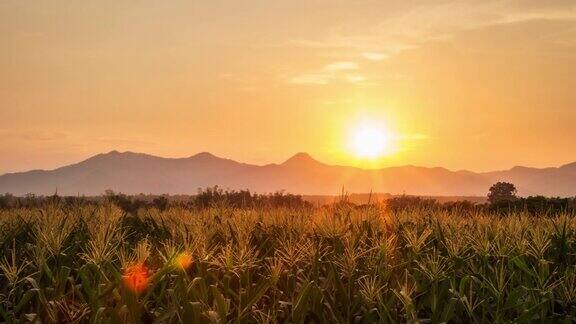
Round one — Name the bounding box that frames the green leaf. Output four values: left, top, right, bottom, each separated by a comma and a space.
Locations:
183, 302, 203, 323
292, 281, 314, 323
189, 277, 209, 302
240, 280, 271, 319
78, 268, 98, 309
14, 289, 38, 313
0, 303, 12, 323
211, 285, 229, 322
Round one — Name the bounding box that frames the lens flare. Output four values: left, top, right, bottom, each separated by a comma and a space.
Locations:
122, 263, 149, 293
174, 252, 193, 270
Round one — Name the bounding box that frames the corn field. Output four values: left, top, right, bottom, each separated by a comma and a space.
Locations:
1, 203, 576, 323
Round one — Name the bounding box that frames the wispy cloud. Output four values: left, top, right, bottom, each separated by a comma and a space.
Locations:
323, 61, 358, 71
289, 61, 364, 85
289, 73, 330, 85
361, 52, 388, 61
344, 75, 366, 83
285, 0, 576, 66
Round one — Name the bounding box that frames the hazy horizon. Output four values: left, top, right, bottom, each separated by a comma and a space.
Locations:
2, 148, 575, 197
2, 0, 576, 174
1, 149, 575, 175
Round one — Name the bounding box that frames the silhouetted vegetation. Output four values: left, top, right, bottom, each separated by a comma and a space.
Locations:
488, 181, 517, 204
379, 182, 576, 216
193, 186, 312, 209
483, 182, 576, 215
1, 183, 575, 217
384, 195, 483, 215
488, 195, 576, 215
0, 187, 311, 213
386, 195, 443, 212
0, 193, 94, 209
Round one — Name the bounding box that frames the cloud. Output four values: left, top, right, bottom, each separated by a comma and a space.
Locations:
344, 75, 366, 83
289, 73, 330, 85
361, 52, 388, 61
323, 61, 359, 71
289, 61, 366, 85
285, 0, 576, 65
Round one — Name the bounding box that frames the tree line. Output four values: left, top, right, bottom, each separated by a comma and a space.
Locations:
0, 182, 574, 216
386, 182, 576, 215
0, 186, 312, 212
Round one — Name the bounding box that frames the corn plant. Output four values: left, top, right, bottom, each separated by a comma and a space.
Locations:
0, 202, 575, 323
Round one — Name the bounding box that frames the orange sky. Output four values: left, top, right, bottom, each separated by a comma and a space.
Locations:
1, 0, 576, 174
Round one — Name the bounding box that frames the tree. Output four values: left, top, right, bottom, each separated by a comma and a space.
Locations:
487, 182, 517, 204
153, 196, 169, 211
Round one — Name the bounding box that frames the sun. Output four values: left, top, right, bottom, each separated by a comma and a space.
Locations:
349, 123, 392, 159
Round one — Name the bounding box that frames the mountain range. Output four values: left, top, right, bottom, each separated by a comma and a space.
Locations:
0, 151, 575, 197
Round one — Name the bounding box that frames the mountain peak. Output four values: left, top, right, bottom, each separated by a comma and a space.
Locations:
282, 152, 319, 166
191, 152, 217, 159
83, 150, 153, 164
188, 152, 226, 163
101, 150, 141, 157
561, 161, 576, 170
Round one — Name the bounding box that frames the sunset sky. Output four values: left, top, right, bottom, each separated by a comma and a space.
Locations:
1, 0, 576, 174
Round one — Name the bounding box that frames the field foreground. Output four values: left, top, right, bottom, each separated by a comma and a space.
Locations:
1, 204, 576, 323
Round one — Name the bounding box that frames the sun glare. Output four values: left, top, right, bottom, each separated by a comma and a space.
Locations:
349, 123, 391, 159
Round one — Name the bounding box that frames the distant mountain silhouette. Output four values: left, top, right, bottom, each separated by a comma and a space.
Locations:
0, 151, 575, 197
